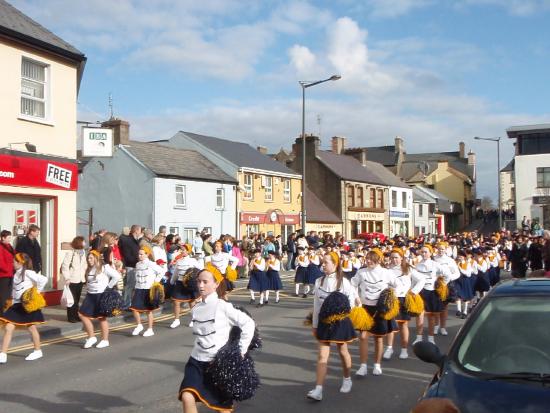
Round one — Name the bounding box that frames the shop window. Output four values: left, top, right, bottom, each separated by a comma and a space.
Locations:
537, 167, 550, 188
283, 179, 291, 202
391, 190, 397, 208
175, 184, 186, 208
347, 186, 355, 207
246, 224, 260, 236
264, 176, 273, 201
243, 174, 253, 200
21, 58, 48, 119
216, 188, 225, 210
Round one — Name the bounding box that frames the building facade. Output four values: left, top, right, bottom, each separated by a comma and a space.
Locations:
499, 159, 515, 212
0, 2, 86, 303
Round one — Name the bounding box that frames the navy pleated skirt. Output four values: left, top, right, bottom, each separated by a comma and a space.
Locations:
364, 305, 398, 336
79, 293, 105, 319
306, 264, 323, 285
475, 271, 491, 293
455, 276, 475, 301
130, 288, 158, 312
248, 270, 267, 292
266, 270, 283, 291
316, 317, 357, 343
420, 289, 443, 313
0, 303, 45, 326
395, 297, 411, 322
171, 280, 198, 302
295, 267, 308, 284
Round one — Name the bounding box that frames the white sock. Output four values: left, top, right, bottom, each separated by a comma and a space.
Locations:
463, 302, 469, 314
315, 384, 322, 392
360, 363, 367, 369
265, 291, 270, 301
428, 335, 435, 342
250, 290, 255, 300
276, 291, 280, 301
416, 334, 422, 341
259, 293, 264, 304
456, 301, 462, 312
295, 284, 300, 295
304, 285, 310, 294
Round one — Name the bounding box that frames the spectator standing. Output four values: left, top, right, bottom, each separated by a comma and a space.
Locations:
60, 236, 87, 323
15, 224, 42, 273
90, 229, 107, 251
0, 230, 15, 315
202, 234, 213, 257
118, 225, 143, 309
286, 232, 297, 271
528, 237, 543, 271
543, 231, 550, 271
231, 240, 248, 278
192, 232, 203, 257
510, 236, 528, 278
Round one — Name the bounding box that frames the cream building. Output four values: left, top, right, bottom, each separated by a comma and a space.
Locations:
0, 2, 86, 304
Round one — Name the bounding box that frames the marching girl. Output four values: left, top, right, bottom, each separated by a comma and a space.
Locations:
307, 252, 357, 401
79, 250, 121, 349
454, 252, 473, 319
0, 253, 47, 363
248, 249, 267, 306
412, 245, 451, 345
265, 250, 283, 304
179, 268, 255, 413
306, 247, 323, 295
341, 251, 354, 279
294, 247, 309, 297
130, 246, 164, 337
351, 249, 397, 376
488, 246, 501, 287
204, 241, 239, 299
473, 249, 490, 304
383, 249, 425, 360
350, 251, 362, 277
169, 245, 204, 329
433, 243, 460, 336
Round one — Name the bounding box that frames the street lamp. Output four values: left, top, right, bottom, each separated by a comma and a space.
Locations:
474, 136, 502, 230
299, 75, 341, 233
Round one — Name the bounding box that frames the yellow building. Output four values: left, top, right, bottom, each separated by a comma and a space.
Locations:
164, 131, 302, 239
0, 2, 86, 304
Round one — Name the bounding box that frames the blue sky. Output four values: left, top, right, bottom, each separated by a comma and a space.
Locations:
13, 0, 550, 201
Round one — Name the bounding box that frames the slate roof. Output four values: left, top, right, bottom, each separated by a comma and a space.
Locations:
412, 187, 434, 204
305, 187, 342, 223
0, 0, 85, 59
172, 131, 300, 176
506, 123, 550, 135
346, 146, 396, 166
364, 160, 409, 188
122, 141, 237, 184
500, 158, 514, 173
317, 151, 386, 185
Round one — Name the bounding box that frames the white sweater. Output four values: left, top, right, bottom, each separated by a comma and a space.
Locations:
12, 268, 47, 303
86, 265, 121, 294
134, 259, 163, 289
312, 273, 357, 328
352, 265, 396, 306
388, 265, 425, 297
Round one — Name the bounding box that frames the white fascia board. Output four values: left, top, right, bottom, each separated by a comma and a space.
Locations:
239, 167, 302, 179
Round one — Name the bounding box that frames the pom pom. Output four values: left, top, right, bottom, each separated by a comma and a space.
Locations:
435, 276, 448, 302
231, 305, 262, 351
318, 291, 351, 322
404, 291, 424, 316
226, 266, 238, 282
149, 282, 165, 307
377, 288, 399, 320
304, 311, 313, 326
21, 287, 46, 313
98, 288, 123, 317
349, 306, 374, 331
3, 298, 12, 313
182, 268, 200, 293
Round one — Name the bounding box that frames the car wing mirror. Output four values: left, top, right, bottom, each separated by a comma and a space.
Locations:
413, 341, 445, 367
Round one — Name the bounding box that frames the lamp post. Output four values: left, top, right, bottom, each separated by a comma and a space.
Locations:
299, 75, 341, 234
474, 136, 502, 230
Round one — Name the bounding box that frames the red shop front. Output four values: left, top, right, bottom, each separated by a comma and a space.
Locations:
240, 210, 300, 238
0, 150, 78, 305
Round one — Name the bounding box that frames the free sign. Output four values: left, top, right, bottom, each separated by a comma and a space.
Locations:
45, 163, 72, 189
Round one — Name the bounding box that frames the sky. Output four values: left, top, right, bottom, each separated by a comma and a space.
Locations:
12, 0, 550, 201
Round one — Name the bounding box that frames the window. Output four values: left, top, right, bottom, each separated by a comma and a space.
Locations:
21, 58, 48, 119
419, 204, 424, 217
175, 184, 186, 208
369, 188, 376, 208
356, 186, 364, 208
264, 176, 273, 201
183, 228, 195, 244
537, 167, 550, 188
402, 192, 407, 209
243, 174, 253, 200
169, 227, 179, 234
246, 224, 259, 237
216, 188, 225, 210
377, 189, 384, 209
347, 186, 355, 207
283, 179, 291, 202
391, 190, 397, 208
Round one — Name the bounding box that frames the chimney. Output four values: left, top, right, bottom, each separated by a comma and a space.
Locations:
360, 148, 367, 166
331, 136, 346, 154
101, 118, 129, 145
394, 136, 404, 155
257, 146, 267, 155
459, 141, 465, 158
468, 150, 476, 181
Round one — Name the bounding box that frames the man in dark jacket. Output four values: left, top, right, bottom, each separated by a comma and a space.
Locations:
286, 233, 297, 271
510, 236, 529, 278
16, 224, 41, 273
118, 225, 142, 309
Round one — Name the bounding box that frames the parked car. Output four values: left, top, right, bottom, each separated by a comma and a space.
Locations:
414, 278, 550, 413
357, 232, 387, 243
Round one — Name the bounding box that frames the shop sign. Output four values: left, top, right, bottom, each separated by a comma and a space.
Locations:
390, 211, 409, 218
241, 211, 301, 225
82, 127, 113, 157
533, 196, 550, 205
348, 211, 385, 221
241, 212, 266, 224
15, 210, 25, 224
28, 210, 37, 224
0, 153, 78, 191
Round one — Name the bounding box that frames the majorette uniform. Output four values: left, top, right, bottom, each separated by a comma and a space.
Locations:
205, 252, 239, 292
488, 251, 501, 286
474, 257, 490, 293
468, 257, 478, 297
341, 257, 354, 279
266, 258, 283, 291
130, 259, 164, 312
294, 253, 309, 284
306, 253, 323, 285
170, 255, 204, 302
433, 254, 460, 303
415, 258, 451, 314
79, 265, 121, 319
313, 273, 357, 343
0, 268, 47, 326
351, 265, 398, 336
178, 292, 255, 410
455, 260, 474, 301
248, 257, 267, 293
388, 265, 425, 322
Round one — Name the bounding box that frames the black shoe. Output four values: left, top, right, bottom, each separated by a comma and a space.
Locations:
249, 299, 255, 304
302, 294, 308, 298
256, 303, 264, 308
294, 293, 299, 297
461, 313, 467, 319
455, 311, 462, 317
264, 301, 269, 305
275, 299, 280, 304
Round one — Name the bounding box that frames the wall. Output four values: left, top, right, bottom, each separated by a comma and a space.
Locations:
413, 202, 431, 235
425, 162, 467, 227
307, 222, 343, 235
515, 154, 550, 225
389, 186, 413, 236
500, 170, 515, 209
154, 177, 236, 241
0, 40, 78, 158
78, 147, 154, 235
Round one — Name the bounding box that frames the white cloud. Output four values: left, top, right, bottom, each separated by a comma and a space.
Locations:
457, 0, 550, 16
288, 45, 316, 74
365, 0, 434, 18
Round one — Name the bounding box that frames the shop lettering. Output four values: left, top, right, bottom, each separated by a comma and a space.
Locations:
89, 132, 108, 140
0, 170, 15, 178
45, 163, 72, 189
248, 216, 261, 222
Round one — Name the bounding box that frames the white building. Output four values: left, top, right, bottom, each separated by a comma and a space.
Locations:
499, 159, 515, 211
79, 141, 237, 241
412, 187, 436, 236
507, 124, 550, 229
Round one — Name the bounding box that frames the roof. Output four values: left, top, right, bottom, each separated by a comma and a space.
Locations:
305, 187, 342, 223
500, 158, 514, 173
0, 0, 86, 60
122, 141, 237, 183
317, 151, 386, 185
414, 185, 455, 213
346, 146, 397, 166
412, 187, 434, 203
173, 131, 300, 176
364, 160, 409, 188
506, 123, 550, 135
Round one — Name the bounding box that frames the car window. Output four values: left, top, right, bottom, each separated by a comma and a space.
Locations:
456, 297, 550, 375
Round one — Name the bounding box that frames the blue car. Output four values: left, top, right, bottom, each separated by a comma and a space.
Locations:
414, 278, 550, 413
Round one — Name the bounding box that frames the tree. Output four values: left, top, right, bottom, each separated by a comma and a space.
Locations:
480, 196, 494, 210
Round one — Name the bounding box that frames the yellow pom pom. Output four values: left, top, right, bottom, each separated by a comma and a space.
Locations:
3, 298, 13, 313
149, 282, 165, 303
21, 287, 46, 313
435, 276, 449, 302
225, 266, 238, 282
405, 291, 424, 316
349, 306, 374, 331
381, 288, 400, 320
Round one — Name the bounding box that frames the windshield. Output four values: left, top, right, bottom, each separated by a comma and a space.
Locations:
456, 296, 550, 375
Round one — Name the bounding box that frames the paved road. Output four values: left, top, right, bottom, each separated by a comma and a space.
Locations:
0, 274, 464, 413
